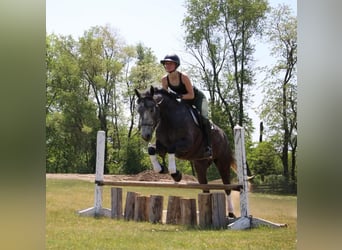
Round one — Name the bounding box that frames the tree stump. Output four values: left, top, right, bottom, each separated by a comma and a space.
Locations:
111, 187, 122, 219
149, 195, 164, 224
134, 195, 150, 222
166, 196, 181, 224
124, 191, 138, 221
211, 192, 226, 229
198, 193, 212, 228
180, 198, 197, 226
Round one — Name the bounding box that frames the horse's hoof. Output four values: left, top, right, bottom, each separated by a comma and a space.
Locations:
159, 164, 168, 174
171, 170, 182, 182
228, 212, 236, 218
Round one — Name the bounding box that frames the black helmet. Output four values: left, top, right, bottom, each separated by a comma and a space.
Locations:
160, 54, 180, 67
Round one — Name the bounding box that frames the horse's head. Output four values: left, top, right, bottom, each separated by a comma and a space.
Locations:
134, 86, 160, 141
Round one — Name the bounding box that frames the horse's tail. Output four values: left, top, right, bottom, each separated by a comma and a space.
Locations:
231, 160, 238, 174
230, 156, 255, 181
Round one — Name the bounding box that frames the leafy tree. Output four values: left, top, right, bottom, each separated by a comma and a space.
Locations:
119, 131, 149, 174
46, 34, 98, 173
248, 141, 279, 181
78, 25, 126, 173
126, 43, 164, 138
183, 0, 268, 140
121, 45, 137, 139
46, 28, 166, 174
219, 0, 268, 128
260, 4, 297, 182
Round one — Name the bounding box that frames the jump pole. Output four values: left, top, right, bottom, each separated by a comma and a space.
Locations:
228, 125, 286, 229
95, 180, 242, 191
78, 130, 111, 217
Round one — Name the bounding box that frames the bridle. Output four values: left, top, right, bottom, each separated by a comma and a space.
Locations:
138, 96, 163, 131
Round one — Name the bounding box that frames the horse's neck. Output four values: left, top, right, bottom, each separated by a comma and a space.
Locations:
158, 97, 182, 125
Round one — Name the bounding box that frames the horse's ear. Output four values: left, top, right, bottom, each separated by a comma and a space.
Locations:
150, 86, 154, 96
134, 89, 141, 99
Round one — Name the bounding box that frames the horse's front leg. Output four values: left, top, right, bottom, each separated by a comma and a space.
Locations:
148, 143, 167, 174
167, 145, 182, 182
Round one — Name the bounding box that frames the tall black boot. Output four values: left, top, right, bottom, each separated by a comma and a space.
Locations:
202, 117, 212, 157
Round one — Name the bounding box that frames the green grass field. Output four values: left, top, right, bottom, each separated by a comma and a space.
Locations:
46, 179, 297, 249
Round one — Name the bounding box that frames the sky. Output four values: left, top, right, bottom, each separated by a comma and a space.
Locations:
46, 0, 297, 141
46, 0, 187, 59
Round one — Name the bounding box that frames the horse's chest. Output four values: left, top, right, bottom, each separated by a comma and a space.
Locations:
156, 125, 184, 144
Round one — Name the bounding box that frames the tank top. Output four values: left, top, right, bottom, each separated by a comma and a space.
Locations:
166, 72, 188, 95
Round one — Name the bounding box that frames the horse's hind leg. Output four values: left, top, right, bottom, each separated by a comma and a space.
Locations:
214, 158, 236, 218
214, 158, 231, 195
226, 194, 236, 218
192, 160, 209, 188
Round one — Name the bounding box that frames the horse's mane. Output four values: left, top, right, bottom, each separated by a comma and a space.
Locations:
137, 86, 182, 108
153, 87, 179, 101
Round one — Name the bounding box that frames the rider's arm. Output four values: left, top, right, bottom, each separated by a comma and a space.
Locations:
180, 73, 195, 100
161, 75, 168, 90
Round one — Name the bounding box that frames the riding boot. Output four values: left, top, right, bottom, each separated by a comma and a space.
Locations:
202, 117, 212, 157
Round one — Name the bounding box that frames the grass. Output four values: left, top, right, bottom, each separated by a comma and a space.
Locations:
46, 179, 297, 249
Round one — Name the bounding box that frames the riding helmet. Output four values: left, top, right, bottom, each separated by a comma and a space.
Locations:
160, 54, 180, 67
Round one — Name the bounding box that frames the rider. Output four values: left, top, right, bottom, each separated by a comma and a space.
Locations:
160, 53, 212, 157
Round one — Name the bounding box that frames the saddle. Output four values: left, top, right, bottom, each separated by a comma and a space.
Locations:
165, 89, 202, 128
188, 105, 201, 127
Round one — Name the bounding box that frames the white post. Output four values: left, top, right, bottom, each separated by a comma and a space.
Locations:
228, 125, 287, 230
234, 125, 249, 217
94, 131, 105, 215
78, 131, 111, 217
227, 125, 251, 229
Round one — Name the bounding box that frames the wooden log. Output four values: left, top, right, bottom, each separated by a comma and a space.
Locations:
111, 187, 122, 219
180, 198, 197, 226
211, 192, 226, 229
124, 191, 138, 221
149, 195, 164, 224
134, 195, 150, 222
166, 196, 181, 224
198, 193, 212, 228
96, 180, 242, 191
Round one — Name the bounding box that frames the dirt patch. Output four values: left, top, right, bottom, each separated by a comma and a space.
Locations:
46, 170, 198, 183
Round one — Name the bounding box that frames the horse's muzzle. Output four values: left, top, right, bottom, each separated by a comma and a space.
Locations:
142, 133, 152, 141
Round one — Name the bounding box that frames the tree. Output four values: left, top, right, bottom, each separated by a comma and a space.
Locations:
121, 45, 137, 139
126, 43, 164, 138
248, 141, 279, 182
183, 0, 268, 140
220, 0, 268, 127
46, 34, 98, 173
78, 25, 126, 173
46, 28, 165, 174
115, 43, 164, 174
260, 4, 297, 181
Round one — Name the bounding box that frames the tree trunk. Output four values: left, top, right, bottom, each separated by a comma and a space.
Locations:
291, 148, 296, 181
259, 122, 264, 142
282, 77, 289, 180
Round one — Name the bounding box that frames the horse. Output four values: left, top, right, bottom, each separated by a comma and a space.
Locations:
135, 86, 238, 217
